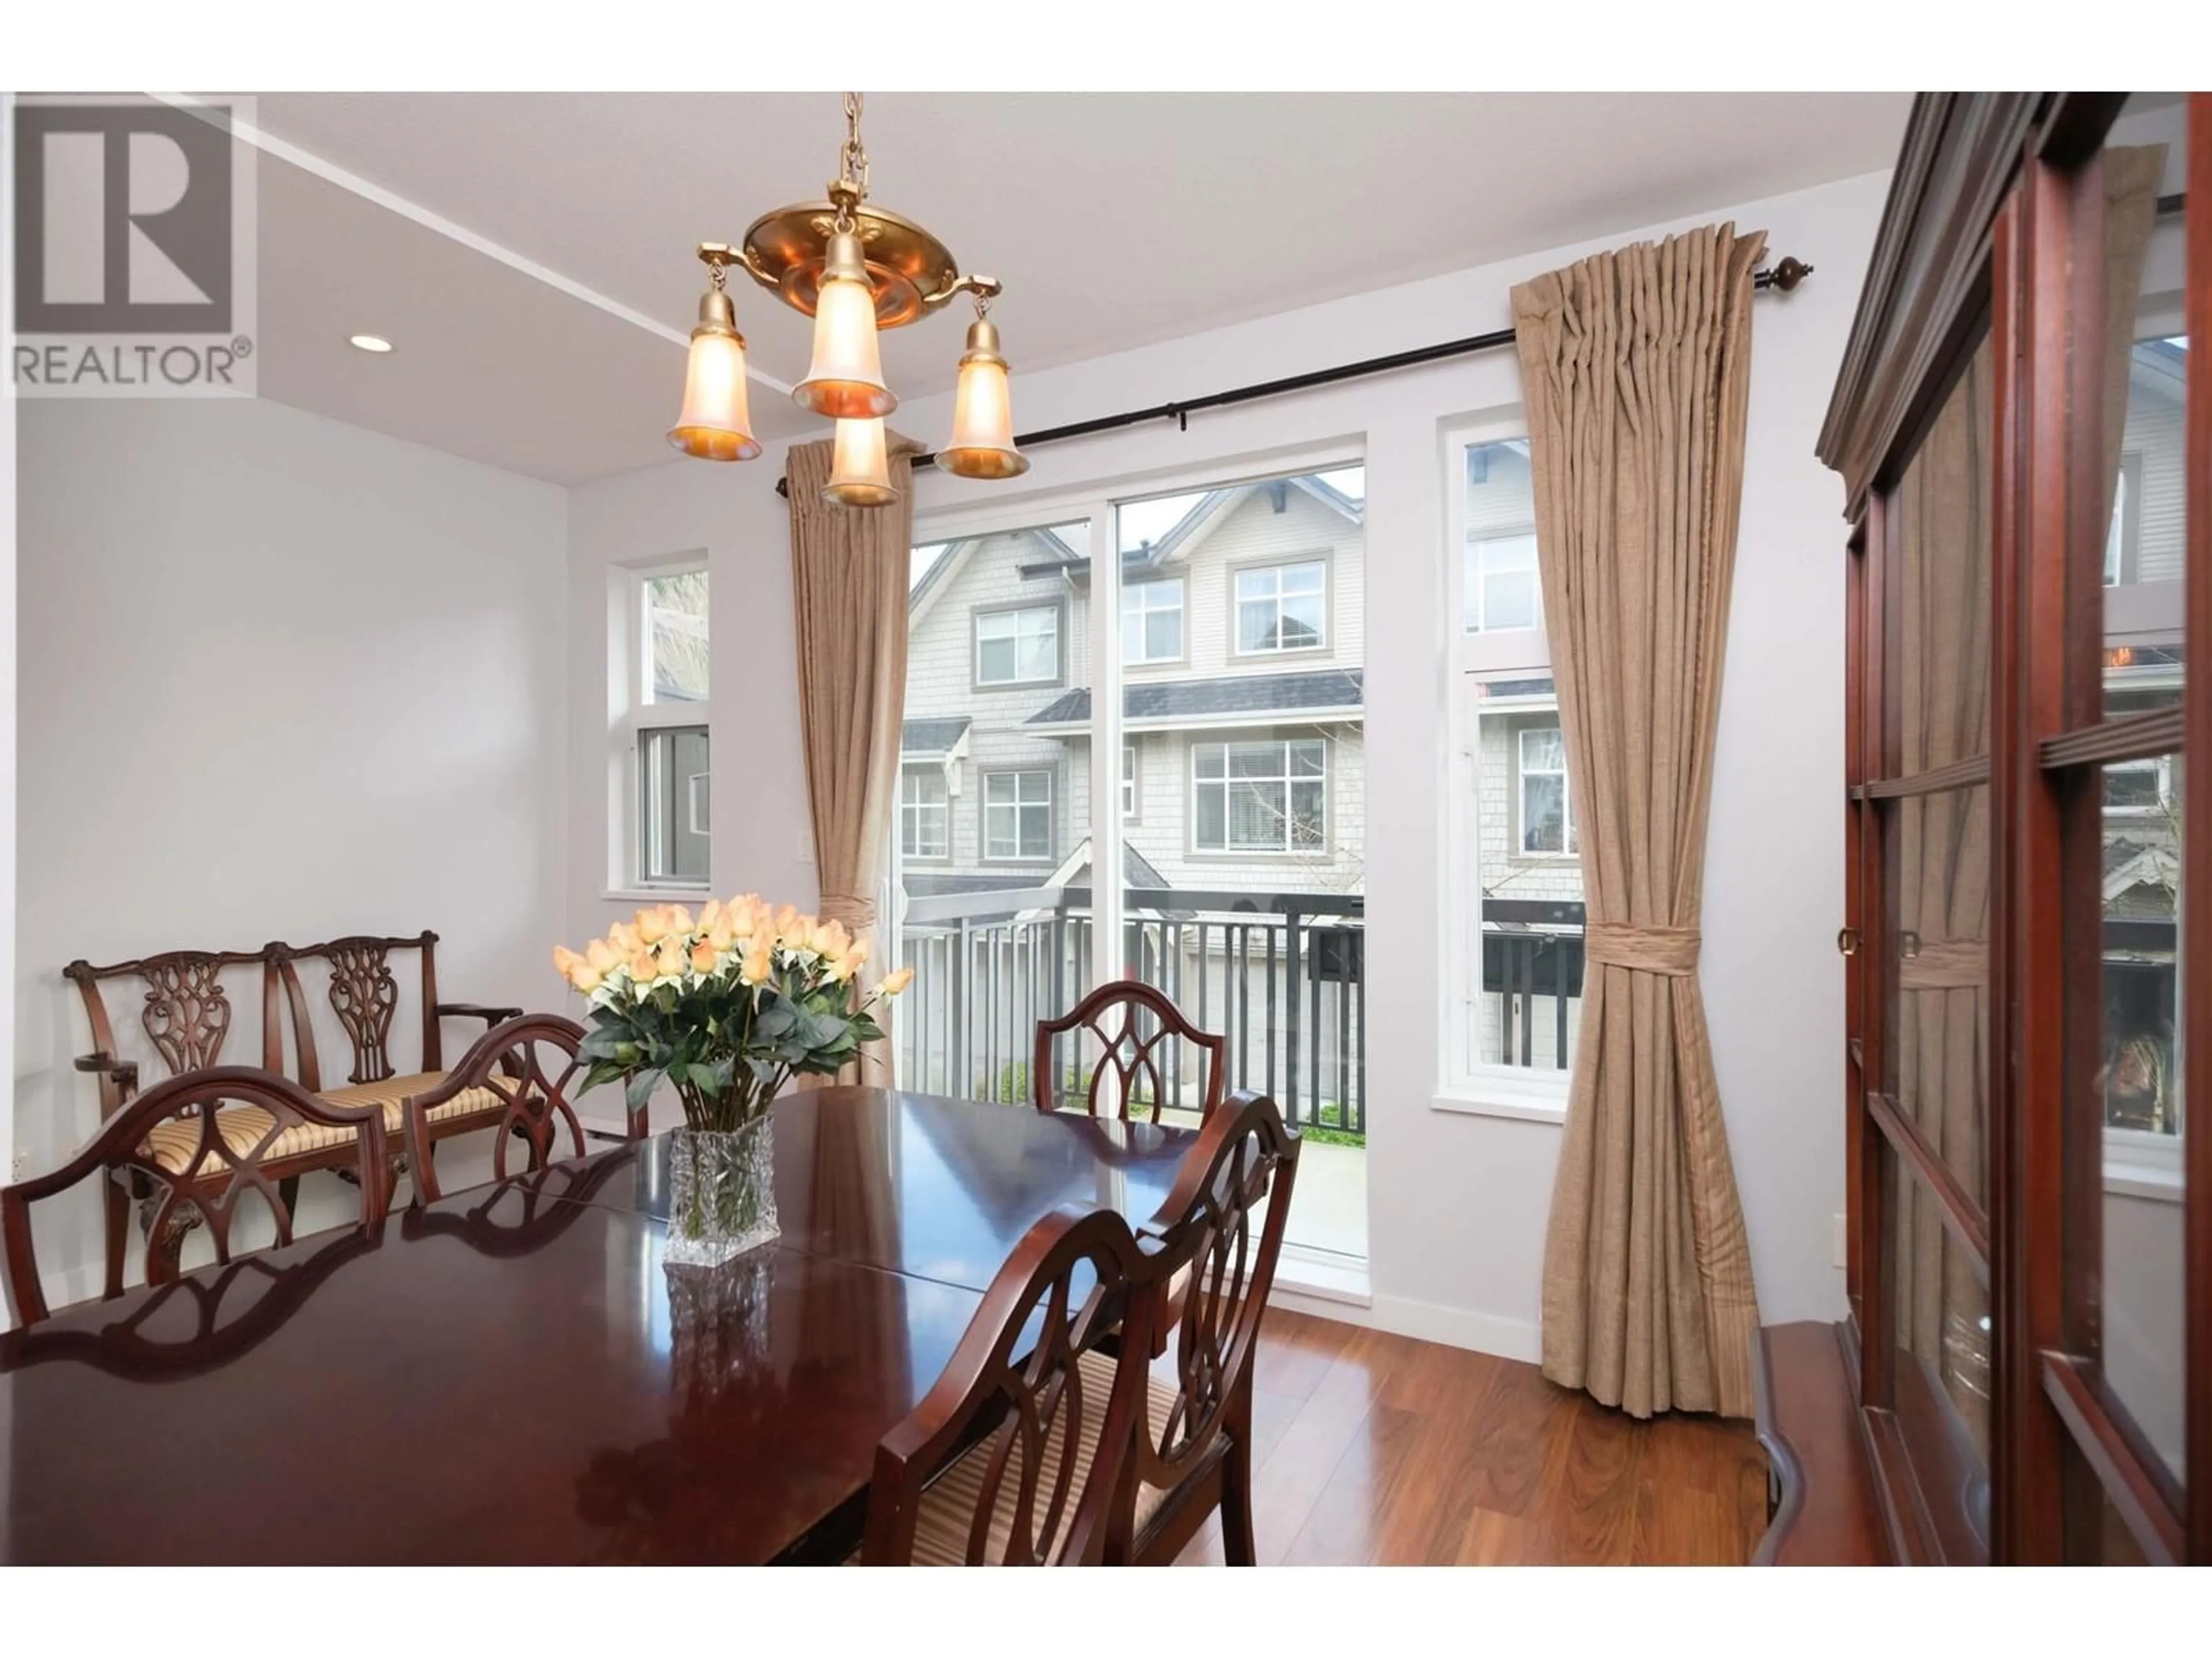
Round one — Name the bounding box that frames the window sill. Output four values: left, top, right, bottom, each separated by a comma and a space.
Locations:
601, 887, 710, 904
1431, 1084, 1569, 1125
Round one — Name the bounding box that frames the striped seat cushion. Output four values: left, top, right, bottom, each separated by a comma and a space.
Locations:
137, 1073, 505, 1176
892, 1349, 1176, 1566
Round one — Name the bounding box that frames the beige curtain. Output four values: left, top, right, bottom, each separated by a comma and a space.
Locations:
1514, 223, 1764, 1419
787, 433, 920, 1086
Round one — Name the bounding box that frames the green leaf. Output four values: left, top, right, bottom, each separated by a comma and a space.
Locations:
624, 1067, 665, 1111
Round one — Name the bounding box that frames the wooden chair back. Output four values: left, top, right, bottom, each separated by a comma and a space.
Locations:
404, 1013, 609, 1205
272, 931, 446, 1088
1032, 978, 1228, 1123
1115, 1089, 1299, 1552
862, 1203, 1158, 1566
1, 1067, 389, 1328
62, 947, 284, 1119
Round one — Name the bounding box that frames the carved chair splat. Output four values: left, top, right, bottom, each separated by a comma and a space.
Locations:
1108, 1090, 1300, 1566
1, 1067, 390, 1328
1032, 979, 1228, 1125
862, 1204, 1160, 1566
403, 1014, 630, 1206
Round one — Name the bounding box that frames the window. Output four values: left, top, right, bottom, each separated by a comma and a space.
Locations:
1122, 577, 1185, 664
983, 770, 1053, 860
1444, 431, 1585, 1096
975, 604, 1059, 687
1122, 743, 1138, 820
1465, 533, 1540, 633
617, 560, 711, 891
639, 725, 710, 885
643, 570, 709, 703
1192, 739, 1326, 853
1518, 726, 1578, 854
1233, 560, 1326, 654
900, 766, 949, 859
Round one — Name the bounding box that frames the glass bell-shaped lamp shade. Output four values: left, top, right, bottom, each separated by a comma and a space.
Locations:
823, 416, 897, 507
794, 230, 896, 420
935, 315, 1028, 479
666, 284, 760, 462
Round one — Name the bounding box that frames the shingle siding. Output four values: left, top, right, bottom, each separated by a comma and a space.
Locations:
902, 483, 1368, 899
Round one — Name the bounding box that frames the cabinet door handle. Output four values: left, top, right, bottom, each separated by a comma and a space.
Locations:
1836, 926, 1861, 957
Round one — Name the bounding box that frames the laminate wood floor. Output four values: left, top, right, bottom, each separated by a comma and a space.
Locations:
1175, 1309, 1770, 1566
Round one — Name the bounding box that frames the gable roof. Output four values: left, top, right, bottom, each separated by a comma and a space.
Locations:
1025, 667, 1363, 731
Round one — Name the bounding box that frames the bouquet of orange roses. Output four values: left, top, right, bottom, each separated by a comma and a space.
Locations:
554, 895, 912, 1134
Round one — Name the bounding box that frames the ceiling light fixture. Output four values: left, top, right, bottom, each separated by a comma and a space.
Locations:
349, 334, 395, 353
666, 92, 1025, 506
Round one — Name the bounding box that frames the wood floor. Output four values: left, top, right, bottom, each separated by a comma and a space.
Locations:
1174, 1310, 1771, 1566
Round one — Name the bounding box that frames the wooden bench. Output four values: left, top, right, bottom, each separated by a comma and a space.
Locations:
63, 931, 538, 1282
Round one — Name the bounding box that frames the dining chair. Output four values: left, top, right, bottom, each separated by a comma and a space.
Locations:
1108, 1089, 1300, 1566
1032, 978, 1228, 1124
403, 1013, 612, 1205
1, 1067, 390, 1328
861, 1203, 1161, 1566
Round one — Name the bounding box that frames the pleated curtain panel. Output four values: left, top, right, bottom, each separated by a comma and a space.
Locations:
786, 432, 921, 1086
1511, 223, 1766, 1419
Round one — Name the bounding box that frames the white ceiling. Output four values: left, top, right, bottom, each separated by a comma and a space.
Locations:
241, 92, 1912, 485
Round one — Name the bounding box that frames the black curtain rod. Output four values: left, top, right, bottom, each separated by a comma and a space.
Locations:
773, 255, 1816, 498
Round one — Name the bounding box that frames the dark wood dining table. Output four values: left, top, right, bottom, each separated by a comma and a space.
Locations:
0, 1087, 1196, 1565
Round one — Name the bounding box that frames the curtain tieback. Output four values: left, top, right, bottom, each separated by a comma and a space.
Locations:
819, 892, 878, 934
1899, 940, 1984, 991
1584, 922, 1702, 976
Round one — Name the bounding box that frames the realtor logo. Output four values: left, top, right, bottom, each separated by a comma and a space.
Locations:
10, 93, 258, 395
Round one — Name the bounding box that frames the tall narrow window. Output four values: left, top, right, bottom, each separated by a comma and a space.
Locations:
1518, 726, 1576, 854
1445, 431, 1585, 1088
900, 766, 949, 859
619, 561, 711, 891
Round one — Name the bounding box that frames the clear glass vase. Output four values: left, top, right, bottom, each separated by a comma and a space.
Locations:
665, 1116, 778, 1265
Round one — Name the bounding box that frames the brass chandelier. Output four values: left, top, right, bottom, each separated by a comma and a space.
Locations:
667, 92, 1028, 505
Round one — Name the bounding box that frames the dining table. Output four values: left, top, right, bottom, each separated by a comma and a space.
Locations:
0, 1086, 1198, 1565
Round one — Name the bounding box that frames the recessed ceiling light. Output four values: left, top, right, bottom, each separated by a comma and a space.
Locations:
349, 334, 394, 354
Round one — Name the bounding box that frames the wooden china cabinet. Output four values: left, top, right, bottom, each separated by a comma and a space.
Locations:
1757, 92, 2209, 1565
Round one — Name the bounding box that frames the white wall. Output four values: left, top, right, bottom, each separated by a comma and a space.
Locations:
567, 168, 1888, 1353
14, 395, 569, 1296
563, 442, 815, 955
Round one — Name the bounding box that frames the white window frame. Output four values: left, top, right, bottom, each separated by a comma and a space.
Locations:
1437, 419, 1578, 1123
610, 554, 711, 897
905, 441, 1359, 997
982, 768, 1054, 862
1122, 575, 1186, 665
1232, 558, 1329, 657
974, 603, 1060, 688
900, 765, 950, 860
1191, 737, 1328, 855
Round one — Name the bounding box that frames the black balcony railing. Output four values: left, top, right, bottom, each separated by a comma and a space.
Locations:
895, 888, 1590, 1141
896, 885, 1366, 1139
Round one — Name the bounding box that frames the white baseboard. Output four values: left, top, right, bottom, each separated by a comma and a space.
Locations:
1266, 1282, 1542, 1365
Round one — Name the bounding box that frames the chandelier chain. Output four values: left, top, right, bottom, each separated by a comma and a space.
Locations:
839, 92, 869, 201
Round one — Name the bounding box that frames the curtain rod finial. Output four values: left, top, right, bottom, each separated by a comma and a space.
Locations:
1763, 256, 1813, 293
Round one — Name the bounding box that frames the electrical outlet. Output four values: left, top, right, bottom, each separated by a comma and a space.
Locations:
1832, 1213, 1848, 1270
10, 1151, 26, 1183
